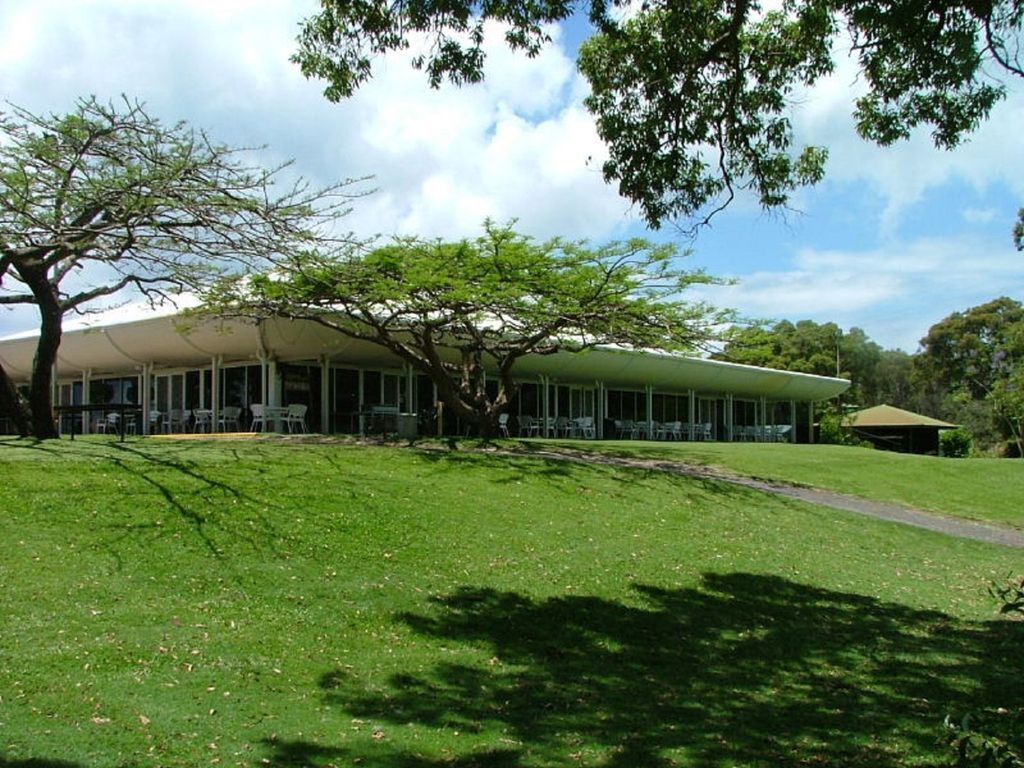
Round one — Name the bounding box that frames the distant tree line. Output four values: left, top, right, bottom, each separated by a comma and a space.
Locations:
713, 296, 1024, 456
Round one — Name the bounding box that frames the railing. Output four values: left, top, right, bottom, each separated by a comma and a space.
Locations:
54, 403, 143, 442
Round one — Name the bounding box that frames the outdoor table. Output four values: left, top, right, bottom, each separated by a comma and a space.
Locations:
263, 406, 289, 432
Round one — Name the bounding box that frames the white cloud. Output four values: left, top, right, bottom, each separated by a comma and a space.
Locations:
0, 0, 638, 337
697, 234, 1024, 351
962, 207, 998, 224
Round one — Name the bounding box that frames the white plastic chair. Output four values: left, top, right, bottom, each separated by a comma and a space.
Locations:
192, 409, 213, 433
218, 406, 242, 432
165, 409, 186, 433
283, 403, 308, 433
95, 412, 119, 434
574, 416, 595, 439
250, 404, 265, 433
498, 413, 510, 437
519, 415, 539, 437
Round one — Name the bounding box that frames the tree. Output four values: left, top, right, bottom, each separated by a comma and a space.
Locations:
0, 97, 357, 439
202, 222, 732, 437
915, 297, 1024, 400
915, 297, 1024, 455
873, 349, 916, 411
714, 319, 884, 404
1015, 208, 1024, 251
293, 0, 1023, 229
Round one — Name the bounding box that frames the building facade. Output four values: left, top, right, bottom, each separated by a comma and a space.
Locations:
0, 307, 850, 440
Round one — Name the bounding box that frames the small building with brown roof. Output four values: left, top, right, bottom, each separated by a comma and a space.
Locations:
845, 404, 958, 455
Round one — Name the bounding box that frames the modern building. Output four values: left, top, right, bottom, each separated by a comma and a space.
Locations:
0, 304, 850, 440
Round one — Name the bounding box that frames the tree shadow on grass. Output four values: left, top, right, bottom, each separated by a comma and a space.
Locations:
408, 445, 746, 504
276, 572, 1022, 767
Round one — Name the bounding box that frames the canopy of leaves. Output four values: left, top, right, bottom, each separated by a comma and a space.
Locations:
294, 0, 1022, 228
203, 222, 731, 433
915, 296, 1024, 399
0, 96, 359, 437
915, 297, 1024, 455
713, 319, 888, 405
0, 96, 356, 313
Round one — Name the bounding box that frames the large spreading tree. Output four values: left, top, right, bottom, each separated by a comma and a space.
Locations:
202, 221, 732, 437
0, 97, 357, 439
293, 0, 1023, 229
914, 296, 1024, 455
713, 319, 896, 406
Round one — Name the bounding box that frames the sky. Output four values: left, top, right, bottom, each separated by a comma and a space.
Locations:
1, 0, 1022, 352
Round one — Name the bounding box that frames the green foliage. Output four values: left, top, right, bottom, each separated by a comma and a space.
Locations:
941, 428, 974, 457
874, 349, 917, 410
204, 221, 732, 436
916, 297, 1024, 456
944, 709, 1024, 768
294, 0, 1023, 228
817, 409, 868, 446
1015, 208, 1024, 251
943, 577, 1024, 768
715, 319, 891, 406
0, 96, 357, 438
818, 410, 849, 444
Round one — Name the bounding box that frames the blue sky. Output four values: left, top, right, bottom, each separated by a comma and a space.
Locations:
1, 0, 1022, 351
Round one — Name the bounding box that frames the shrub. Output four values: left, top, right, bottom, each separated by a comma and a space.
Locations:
940, 428, 973, 458
943, 577, 1024, 767
818, 411, 871, 447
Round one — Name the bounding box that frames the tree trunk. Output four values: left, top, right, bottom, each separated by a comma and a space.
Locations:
0, 363, 31, 437
22, 268, 61, 440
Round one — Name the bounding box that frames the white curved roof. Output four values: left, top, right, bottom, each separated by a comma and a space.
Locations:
0, 307, 850, 401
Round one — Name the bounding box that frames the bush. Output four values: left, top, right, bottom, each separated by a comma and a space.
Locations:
940, 428, 973, 458
818, 411, 870, 447
943, 576, 1024, 768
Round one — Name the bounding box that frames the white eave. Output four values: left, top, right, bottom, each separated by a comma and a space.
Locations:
0, 307, 850, 401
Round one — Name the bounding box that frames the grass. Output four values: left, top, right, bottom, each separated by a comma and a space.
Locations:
0, 436, 1021, 768
541, 439, 1024, 529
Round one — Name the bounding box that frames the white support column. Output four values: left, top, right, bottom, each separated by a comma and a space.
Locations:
268, 360, 279, 407
725, 394, 734, 442
141, 364, 152, 435
790, 400, 797, 444
595, 381, 604, 439
645, 384, 654, 441
760, 396, 768, 442
808, 401, 815, 443
211, 357, 221, 431
259, 356, 269, 406
541, 376, 550, 437
320, 356, 331, 434
688, 389, 696, 440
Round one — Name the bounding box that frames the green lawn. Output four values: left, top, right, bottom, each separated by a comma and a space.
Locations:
541, 439, 1024, 528
0, 436, 1021, 768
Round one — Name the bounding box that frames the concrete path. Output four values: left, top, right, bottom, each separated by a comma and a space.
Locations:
505, 446, 1024, 549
